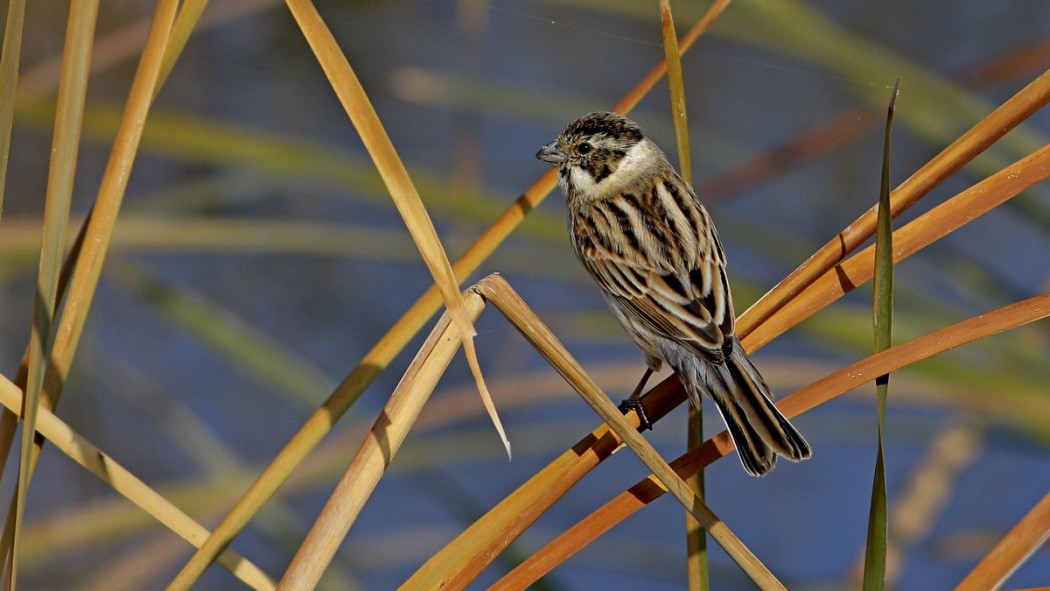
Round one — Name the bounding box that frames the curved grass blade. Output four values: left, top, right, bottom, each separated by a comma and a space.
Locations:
862, 79, 898, 591
284, 0, 507, 463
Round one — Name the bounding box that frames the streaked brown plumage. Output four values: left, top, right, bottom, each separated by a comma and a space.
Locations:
537, 111, 811, 476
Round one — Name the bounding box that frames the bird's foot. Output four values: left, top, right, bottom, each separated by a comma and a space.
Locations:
619, 397, 653, 431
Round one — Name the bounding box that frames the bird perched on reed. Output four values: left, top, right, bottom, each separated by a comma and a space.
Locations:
537, 111, 811, 476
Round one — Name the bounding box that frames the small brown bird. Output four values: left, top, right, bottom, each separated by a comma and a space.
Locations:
537, 111, 811, 476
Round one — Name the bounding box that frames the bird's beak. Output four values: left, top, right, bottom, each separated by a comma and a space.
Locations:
536, 142, 567, 164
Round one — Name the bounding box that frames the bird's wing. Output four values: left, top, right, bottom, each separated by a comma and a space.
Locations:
582, 248, 734, 363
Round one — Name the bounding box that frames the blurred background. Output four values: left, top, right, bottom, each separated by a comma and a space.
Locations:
1, 0, 1048, 589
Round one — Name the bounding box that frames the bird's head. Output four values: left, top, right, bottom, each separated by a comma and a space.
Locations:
537, 112, 659, 201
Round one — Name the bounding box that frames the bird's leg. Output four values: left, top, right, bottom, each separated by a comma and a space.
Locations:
619, 367, 655, 431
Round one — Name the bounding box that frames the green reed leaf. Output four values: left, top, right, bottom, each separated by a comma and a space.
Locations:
862, 79, 898, 591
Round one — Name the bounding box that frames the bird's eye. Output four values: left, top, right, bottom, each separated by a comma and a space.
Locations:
577, 142, 592, 155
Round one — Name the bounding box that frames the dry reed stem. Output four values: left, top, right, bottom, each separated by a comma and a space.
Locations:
659, 0, 693, 185
34, 0, 176, 413
494, 291, 1050, 589
11, 0, 100, 581
657, 1, 708, 587
475, 275, 785, 590
25, 0, 97, 392
0, 220, 87, 480
157, 0, 212, 93
277, 291, 487, 590
954, 491, 1050, 591
0, 374, 276, 590
614, 0, 731, 115
166, 3, 729, 584
0, 0, 26, 215
739, 68, 1050, 340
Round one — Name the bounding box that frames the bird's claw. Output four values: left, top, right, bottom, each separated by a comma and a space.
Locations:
619, 398, 653, 431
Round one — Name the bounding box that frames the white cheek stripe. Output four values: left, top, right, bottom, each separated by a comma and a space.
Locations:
569, 141, 653, 199
613, 141, 650, 182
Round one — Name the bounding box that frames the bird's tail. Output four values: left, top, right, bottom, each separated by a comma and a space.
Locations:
681, 337, 812, 477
